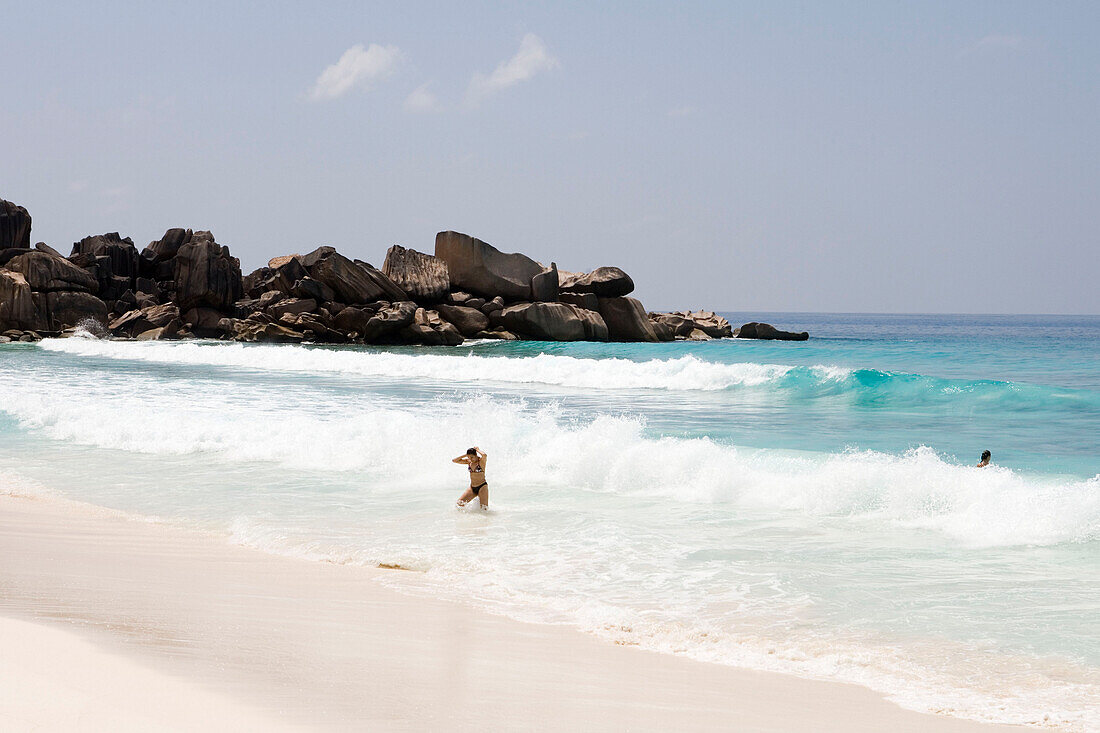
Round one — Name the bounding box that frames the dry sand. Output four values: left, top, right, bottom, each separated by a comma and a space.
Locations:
0, 492, 1023, 732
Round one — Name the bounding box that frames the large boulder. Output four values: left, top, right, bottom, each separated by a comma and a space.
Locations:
650, 310, 732, 339
248, 256, 307, 296
242, 266, 273, 297
434, 231, 543, 301
71, 233, 140, 281
301, 247, 407, 304
736, 322, 809, 341
267, 298, 316, 319
597, 297, 659, 342
45, 290, 108, 330
332, 305, 374, 334
686, 311, 732, 338
649, 313, 695, 338
382, 245, 449, 302
142, 228, 192, 265
0, 248, 30, 267
109, 303, 180, 337
291, 276, 334, 303
173, 234, 243, 312
560, 266, 634, 297
5, 251, 98, 292
0, 269, 45, 331
436, 304, 490, 337
574, 307, 609, 341
530, 263, 559, 302
500, 302, 587, 341
362, 301, 417, 341
0, 199, 32, 250
404, 308, 463, 346
221, 318, 305, 343
35, 242, 64, 258
559, 291, 599, 312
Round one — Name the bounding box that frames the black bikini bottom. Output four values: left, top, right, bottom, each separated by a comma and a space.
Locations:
470, 482, 487, 496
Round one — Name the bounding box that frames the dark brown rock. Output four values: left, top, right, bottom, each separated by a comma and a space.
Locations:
142, 228, 192, 264
530, 263, 559, 302
298, 246, 336, 270
242, 266, 273, 298
267, 298, 316, 319
559, 292, 599, 312
649, 319, 675, 342
174, 235, 243, 312
404, 308, 463, 346
649, 313, 695, 338
333, 306, 373, 334
685, 311, 732, 338
500, 302, 587, 341
736, 322, 809, 341
71, 233, 140, 281
561, 266, 634, 297
45, 290, 108, 331
5, 251, 98, 292
480, 296, 505, 315
291, 276, 334, 303
303, 247, 407, 304
434, 231, 543, 300
382, 245, 450, 302
475, 329, 520, 340
436, 304, 490, 337
0, 199, 32, 250
142, 303, 180, 328
0, 248, 30, 267
35, 242, 64, 258
183, 306, 226, 332
597, 297, 659, 342
279, 312, 345, 342
361, 301, 417, 341
0, 269, 45, 331
221, 318, 305, 343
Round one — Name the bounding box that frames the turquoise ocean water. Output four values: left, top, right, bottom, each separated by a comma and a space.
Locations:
1, 313, 1097, 729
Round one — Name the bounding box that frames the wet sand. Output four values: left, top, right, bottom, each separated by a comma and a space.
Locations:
0, 492, 1023, 732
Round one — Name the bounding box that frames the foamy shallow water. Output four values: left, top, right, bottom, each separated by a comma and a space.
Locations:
2, 313, 1098, 730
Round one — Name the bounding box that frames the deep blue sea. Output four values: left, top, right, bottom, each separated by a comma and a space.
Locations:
1, 313, 1097, 729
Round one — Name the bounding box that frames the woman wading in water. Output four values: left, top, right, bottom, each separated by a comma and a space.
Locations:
453, 447, 488, 509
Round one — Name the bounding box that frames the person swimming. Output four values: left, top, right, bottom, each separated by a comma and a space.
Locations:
976, 450, 991, 468
453, 446, 488, 509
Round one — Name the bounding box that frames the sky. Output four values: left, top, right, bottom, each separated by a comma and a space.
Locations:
3, 1, 1098, 313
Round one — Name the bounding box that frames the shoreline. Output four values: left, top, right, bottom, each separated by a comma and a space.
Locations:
0, 491, 1024, 732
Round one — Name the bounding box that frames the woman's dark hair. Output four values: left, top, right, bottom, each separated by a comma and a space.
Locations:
467, 448, 477, 455
981, 450, 991, 461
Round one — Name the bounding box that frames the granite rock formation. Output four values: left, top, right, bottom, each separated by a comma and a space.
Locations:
0, 199, 32, 250
0, 197, 808, 344
383, 245, 449, 302
736, 322, 810, 341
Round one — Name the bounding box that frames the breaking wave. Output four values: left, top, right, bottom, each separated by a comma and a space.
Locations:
34, 338, 1100, 412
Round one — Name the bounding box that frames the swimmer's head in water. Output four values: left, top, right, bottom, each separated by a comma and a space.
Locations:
981, 450, 991, 461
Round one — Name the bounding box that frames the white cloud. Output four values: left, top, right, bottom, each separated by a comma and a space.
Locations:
466, 33, 559, 105
310, 43, 402, 101
404, 82, 440, 113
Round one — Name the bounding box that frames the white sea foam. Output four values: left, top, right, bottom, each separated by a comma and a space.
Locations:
2, 367, 1096, 549
38, 337, 802, 391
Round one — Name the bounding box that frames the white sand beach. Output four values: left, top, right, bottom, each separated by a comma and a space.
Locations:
0, 492, 1024, 732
